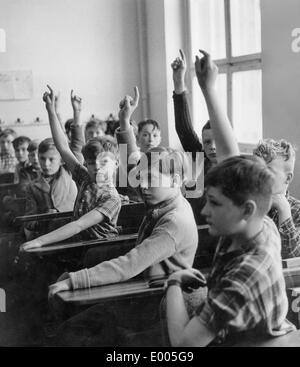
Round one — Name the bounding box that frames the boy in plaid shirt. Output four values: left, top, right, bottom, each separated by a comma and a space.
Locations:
253, 140, 300, 259
166, 156, 295, 347
20, 86, 121, 252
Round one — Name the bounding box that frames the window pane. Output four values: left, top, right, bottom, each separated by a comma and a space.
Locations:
230, 0, 261, 56
189, 0, 226, 60
192, 73, 227, 138
232, 70, 262, 144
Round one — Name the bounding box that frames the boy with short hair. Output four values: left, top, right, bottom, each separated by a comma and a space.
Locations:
136, 119, 161, 153
0, 128, 17, 173
12, 136, 31, 182
253, 139, 300, 259
23, 137, 78, 237
85, 118, 107, 141
17, 140, 41, 194
166, 156, 295, 347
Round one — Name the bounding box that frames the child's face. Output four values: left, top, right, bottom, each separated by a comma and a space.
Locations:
28, 150, 40, 169
267, 157, 292, 195
14, 142, 29, 163
38, 149, 62, 176
0, 134, 14, 154
138, 167, 176, 206
86, 152, 117, 184
202, 129, 217, 164
201, 186, 246, 237
85, 126, 105, 141
137, 125, 161, 153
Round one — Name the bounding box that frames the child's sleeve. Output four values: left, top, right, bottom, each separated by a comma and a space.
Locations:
279, 202, 300, 258
94, 192, 121, 223
116, 125, 140, 168
68, 215, 181, 289
72, 163, 90, 187
69, 125, 85, 165
173, 91, 203, 153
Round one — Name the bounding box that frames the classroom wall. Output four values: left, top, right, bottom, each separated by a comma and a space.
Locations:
261, 0, 300, 197
0, 0, 142, 140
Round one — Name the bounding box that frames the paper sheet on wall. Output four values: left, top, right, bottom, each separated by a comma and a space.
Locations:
0, 70, 33, 100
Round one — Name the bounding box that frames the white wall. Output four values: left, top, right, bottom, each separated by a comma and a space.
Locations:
143, 0, 184, 149
0, 0, 142, 140
261, 0, 300, 197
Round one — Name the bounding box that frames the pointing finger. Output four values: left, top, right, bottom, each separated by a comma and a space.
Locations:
133, 86, 140, 104
179, 49, 186, 62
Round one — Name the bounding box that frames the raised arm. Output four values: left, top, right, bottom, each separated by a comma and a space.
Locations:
171, 50, 203, 153
70, 90, 85, 164
195, 50, 239, 162
43, 85, 79, 174
54, 91, 64, 130
116, 87, 140, 163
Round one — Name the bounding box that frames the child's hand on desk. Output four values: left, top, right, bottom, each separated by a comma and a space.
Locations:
118, 86, 139, 123
168, 268, 206, 293
48, 278, 72, 298
171, 49, 187, 94
195, 50, 218, 92
70, 90, 82, 115
19, 239, 42, 252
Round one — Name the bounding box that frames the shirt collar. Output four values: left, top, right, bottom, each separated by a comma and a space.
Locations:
145, 192, 182, 220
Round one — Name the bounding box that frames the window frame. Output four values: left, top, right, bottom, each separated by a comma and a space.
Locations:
184, 0, 262, 150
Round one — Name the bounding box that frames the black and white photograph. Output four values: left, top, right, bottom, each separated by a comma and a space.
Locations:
0, 0, 300, 350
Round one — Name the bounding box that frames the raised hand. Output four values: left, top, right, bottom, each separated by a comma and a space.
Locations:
195, 50, 218, 91
43, 84, 56, 112
118, 86, 140, 124
171, 49, 187, 93
71, 89, 82, 114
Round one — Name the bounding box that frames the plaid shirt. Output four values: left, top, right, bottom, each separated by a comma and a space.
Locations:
73, 164, 121, 240
268, 192, 300, 259
195, 216, 295, 345
0, 152, 17, 173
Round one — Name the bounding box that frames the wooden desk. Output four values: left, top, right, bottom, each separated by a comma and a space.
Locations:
283, 267, 300, 288
24, 225, 209, 257
24, 232, 139, 256
57, 276, 167, 306
15, 202, 145, 225
15, 210, 73, 224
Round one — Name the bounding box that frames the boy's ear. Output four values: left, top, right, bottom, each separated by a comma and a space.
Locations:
243, 200, 256, 219
286, 172, 293, 185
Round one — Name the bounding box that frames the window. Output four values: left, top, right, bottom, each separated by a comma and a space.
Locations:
186, 0, 262, 147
